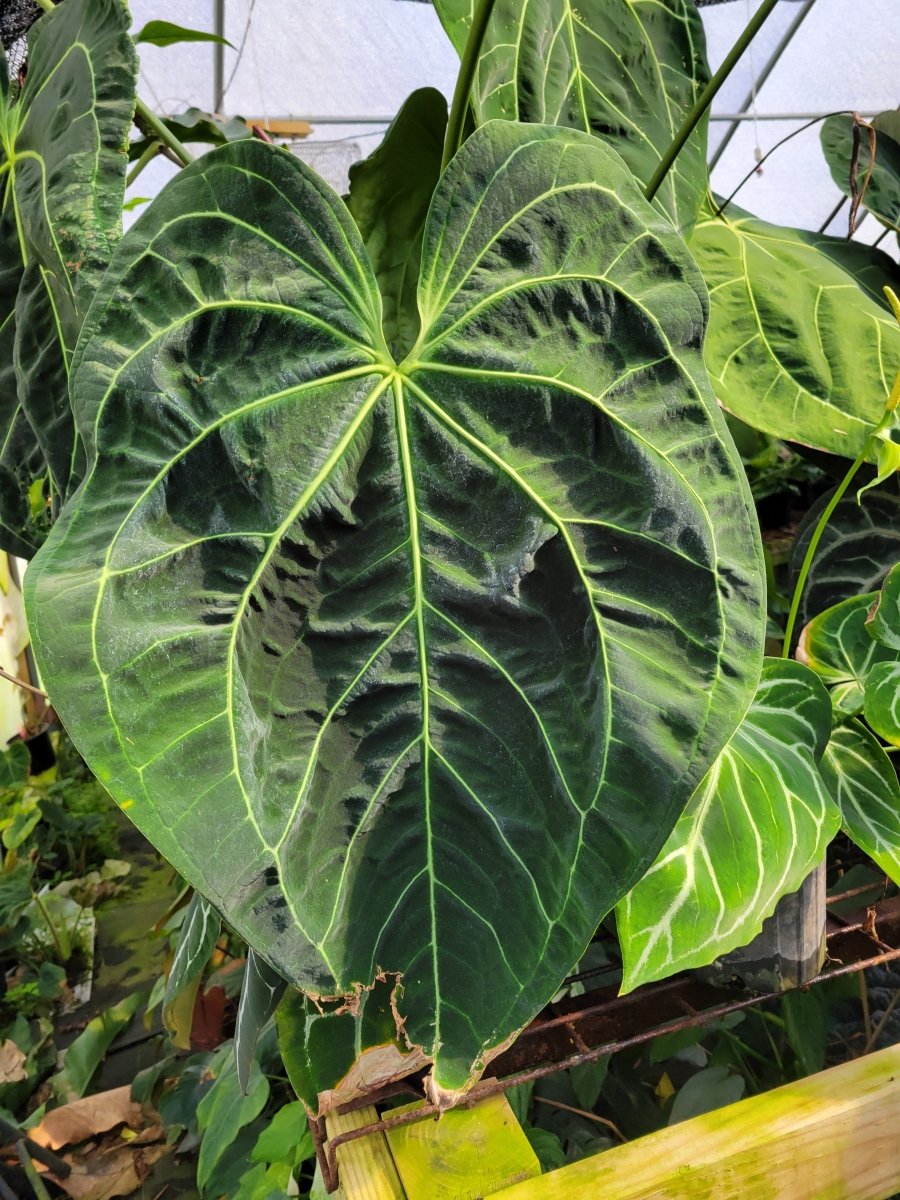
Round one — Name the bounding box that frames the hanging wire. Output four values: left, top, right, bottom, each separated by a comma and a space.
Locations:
220, 0, 257, 104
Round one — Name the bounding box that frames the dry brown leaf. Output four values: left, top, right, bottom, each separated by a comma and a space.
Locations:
0, 1038, 28, 1084
30, 1087, 142, 1150
49, 1140, 169, 1200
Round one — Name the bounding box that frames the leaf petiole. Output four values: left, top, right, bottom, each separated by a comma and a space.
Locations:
441, 0, 498, 172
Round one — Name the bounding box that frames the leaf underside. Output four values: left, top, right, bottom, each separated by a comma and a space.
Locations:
617, 659, 838, 992
27, 124, 764, 1096
691, 200, 900, 460
432, 0, 710, 236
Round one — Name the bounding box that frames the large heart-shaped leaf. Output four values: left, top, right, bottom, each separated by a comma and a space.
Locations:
796, 592, 895, 719
0, 0, 137, 556
788, 483, 900, 628
617, 659, 838, 992
433, 0, 710, 235
820, 720, 900, 885
691, 200, 900, 458
346, 87, 447, 359
821, 112, 900, 236
26, 123, 764, 1099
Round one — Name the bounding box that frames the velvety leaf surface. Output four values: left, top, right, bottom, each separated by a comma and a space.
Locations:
433, 0, 710, 235
347, 88, 447, 358
821, 111, 900, 235
0, 0, 137, 551
692, 200, 900, 458
797, 591, 897, 719
788, 483, 900, 629
821, 720, 900, 883
617, 659, 838, 992
27, 125, 764, 1097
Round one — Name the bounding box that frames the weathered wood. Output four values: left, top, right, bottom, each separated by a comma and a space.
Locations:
491, 1043, 900, 1200
385, 1095, 540, 1200
698, 861, 827, 991
323, 1104, 405, 1200
244, 117, 312, 137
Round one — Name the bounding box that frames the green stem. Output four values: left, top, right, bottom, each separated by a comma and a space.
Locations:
16, 1144, 52, 1200
32, 0, 193, 166
644, 0, 779, 203
32, 889, 67, 963
126, 139, 163, 186
781, 434, 876, 657
442, 0, 498, 172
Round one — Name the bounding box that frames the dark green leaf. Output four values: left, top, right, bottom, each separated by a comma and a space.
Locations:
692, 199, 900, 458
788, 483, 900, 629
133, 19, 234, 48
820, 720, 900, 886
433, 0, 711, 234
347, 88, 447, 358
821, 112, 900, 235
782, 987, 827, 1075
524, 1126, 567, 1171
618, 660, 839, 991
0, 742, 29, 788
235, 949, 287, 1093
569, 1058, 608, 1112
129, 107, 251, 161
0, 0, 137, 547
28, 124, 764, 1099
197, 1047, 270, 1192
668, 1066, 745, 1125
865, 560, 900, 650
162, 892, 220, 1049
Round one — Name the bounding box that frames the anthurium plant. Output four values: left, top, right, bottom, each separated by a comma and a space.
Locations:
5, 0, 900, 1113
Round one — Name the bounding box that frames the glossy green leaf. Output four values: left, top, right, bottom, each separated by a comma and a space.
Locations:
27, 123, 764, 1099
821, 111, 900, 235
820, 720, 900, 885
797, 591, 897, 719
0, 0, 137, 555
250, 1100, 313, 1166
617, 659, 839, 992
347, 88, 447, 358
133, 19, 234, 48
692, 200, 900, 458
52, 992, 142, 1103
235, 949, 288, 1093
863, 661, 900, 746
788, 483, 900, 628
865, 560, 900, 650
432, 0, 710, 235
197, 1046, 270, 1192
163, 892, 220, 1049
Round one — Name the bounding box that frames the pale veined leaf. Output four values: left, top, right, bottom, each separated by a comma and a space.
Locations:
798, 591, 900, 721
432, 0, 710, 235
27, 123, 764, 1099
865, 560, 900, 651
820, 720, 900, 884
617, 659, 839, 992
691, 199, 900, 460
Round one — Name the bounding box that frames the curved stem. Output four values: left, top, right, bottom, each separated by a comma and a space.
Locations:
781, 435, 876, 657
442, 0, 498, 172
644, 0, 779, 204
126, 138, 162, 186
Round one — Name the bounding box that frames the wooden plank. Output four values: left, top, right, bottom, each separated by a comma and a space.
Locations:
244, 117, 312, 137
491, 1044, 900, 1200
323, 1104, 405, 1200
386, 1095, 540, 1200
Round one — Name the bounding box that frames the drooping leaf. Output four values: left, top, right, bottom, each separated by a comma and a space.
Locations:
346, 87, 447, 358
821, 111, 900, 236
235, 949, 287, 1093
0, 0, 137, 554
617, 659, 839, 992
691, 199, 900, 458
820, 720, 900, 885
129, 107, 251, 161
788, 483, 900, 629
432, 0, 711, 235
196, 1046, 270, 1192
133, 19, 234, 48
27, 124, 764, 1099
163, 892, 221, 1049
797, 591, 898, 718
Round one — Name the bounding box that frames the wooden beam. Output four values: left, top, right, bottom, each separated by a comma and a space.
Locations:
323, 1104, 405, 1200
244, 118, 312, 138
491, 1044, 900, 1200
385, 1095, 540, 1200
